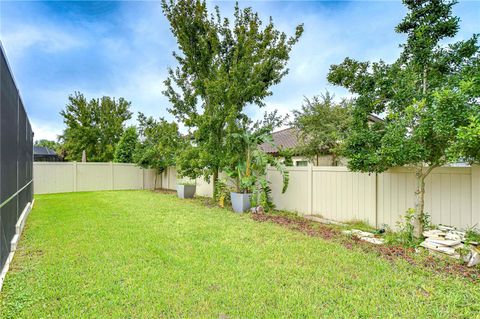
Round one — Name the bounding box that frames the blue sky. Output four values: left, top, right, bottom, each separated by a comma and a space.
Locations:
1, 1, 479, 140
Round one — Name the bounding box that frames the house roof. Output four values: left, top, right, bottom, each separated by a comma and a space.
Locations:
34, 146, 57, 156
259, 127, 299, 154
261, 114, 384, 154
367, 114, 383, 123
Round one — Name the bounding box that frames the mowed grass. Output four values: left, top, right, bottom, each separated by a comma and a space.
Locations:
1, 191, 479, 318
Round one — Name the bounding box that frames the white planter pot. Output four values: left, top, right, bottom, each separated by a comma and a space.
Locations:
230, 192, 251, 213
177, 184, 196, 199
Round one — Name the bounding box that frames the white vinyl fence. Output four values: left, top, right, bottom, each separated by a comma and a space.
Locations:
34, 162, 480, 230
34, 162, 148, 194
268, 165, 480, 230
33, 162, 212, 196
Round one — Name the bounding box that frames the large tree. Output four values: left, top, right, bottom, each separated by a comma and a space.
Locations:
114, 126, 138, 163
292, 92, 352, 166
34, 139, 60, 151
327, 0, 479, 237
59, 92, 132, 162
133, 113, 184, 187
161, 0, 303, 194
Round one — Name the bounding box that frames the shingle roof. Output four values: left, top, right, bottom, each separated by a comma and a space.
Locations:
260, 114, 383, 154
259, 127, 299, 154
34, 146, 57, 156
367, 114, 383, 123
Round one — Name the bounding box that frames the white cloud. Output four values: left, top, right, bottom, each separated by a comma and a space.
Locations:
1, 24, 86, 56
31, 119, 63, 141
4, 0, 478, 140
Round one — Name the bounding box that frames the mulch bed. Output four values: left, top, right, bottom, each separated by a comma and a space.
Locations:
251, 213, 339, 240
251, 213, 480, 282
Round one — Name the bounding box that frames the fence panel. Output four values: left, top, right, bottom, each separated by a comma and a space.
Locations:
142, 169, 157, 190
377, 167, 473, 229
312, 167, 376, 225
33, 163, 74, 194
76, 163, 112, 192
34, 163, 148, 194
269, 165, 478, 230
268, 167, 309, 214
113, 164, 142, 190
472, 166, 480, 227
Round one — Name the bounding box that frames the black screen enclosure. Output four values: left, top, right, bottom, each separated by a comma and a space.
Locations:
0, 44, 34, 273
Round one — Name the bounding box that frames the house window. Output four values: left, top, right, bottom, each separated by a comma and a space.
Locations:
295, 160, 308, 167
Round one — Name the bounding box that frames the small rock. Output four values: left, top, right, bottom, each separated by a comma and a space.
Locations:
351, 229, 375, 238
360, 237, 385, 245
466, 248, 480, 267
250, 206, 264, 214
423, 229, 445, 238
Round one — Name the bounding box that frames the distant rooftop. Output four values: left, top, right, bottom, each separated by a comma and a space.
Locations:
34, 146, 62, 162
259, 127, 299, 154
34, 146, 57, 156
260, 114, 383, 154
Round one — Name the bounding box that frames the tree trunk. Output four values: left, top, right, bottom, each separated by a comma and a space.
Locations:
154, 172, 158, 190
212, 168, 219, 201
331, 153, 338, 166
422, 67, 428, 95
413, 166, 426, 238
413, 67, 430, 237
413, 164, 437, 238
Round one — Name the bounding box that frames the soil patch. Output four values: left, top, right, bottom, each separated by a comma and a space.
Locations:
251, 213, 339, 240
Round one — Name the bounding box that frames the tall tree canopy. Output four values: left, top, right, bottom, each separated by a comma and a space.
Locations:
162, 0, 303, 192
114, 126, 139, 163
292, 92, 352, 166
327, 0, 479, 236
59, 92, 132, 162
34, 139, 60, 151
133, 113, 184, 180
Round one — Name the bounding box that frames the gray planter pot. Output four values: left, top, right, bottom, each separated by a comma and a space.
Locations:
177, 184, 196, 199
230, 192, 251, 213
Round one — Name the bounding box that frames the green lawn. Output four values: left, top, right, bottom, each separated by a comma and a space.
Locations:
1, 191, 479, 318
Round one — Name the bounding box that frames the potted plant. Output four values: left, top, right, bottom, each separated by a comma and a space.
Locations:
228, 129, 290, 213
176, 180, 196, 199
229, 162, 255, 213
175, 145, 203, 199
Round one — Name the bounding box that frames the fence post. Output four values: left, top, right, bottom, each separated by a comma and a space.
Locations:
307, 164, 313, 215
73, 162, 77, 192
472, 165, 480, 227
374, 173, 378, 228
167, 167, 170, 190
110, 162, 114, 190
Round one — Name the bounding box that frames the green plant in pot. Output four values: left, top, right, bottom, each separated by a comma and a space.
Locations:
228, 161, 255, 213
228, 130, 289, 213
